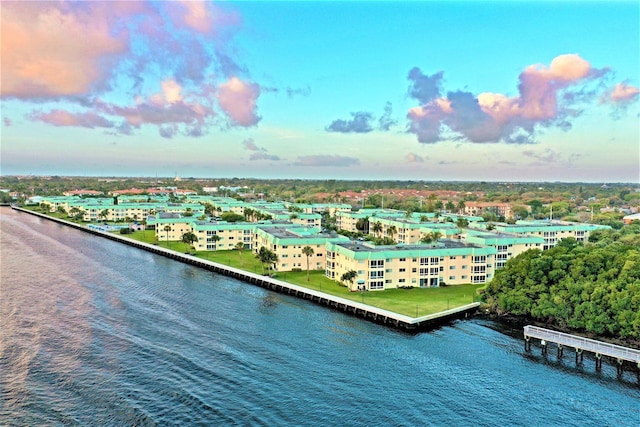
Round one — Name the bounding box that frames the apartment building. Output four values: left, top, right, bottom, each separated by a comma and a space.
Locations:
191, 221, 258, 251
335, 209, 404, 233
325, 240, 496, 291
484, 220, 610, 250
463, 202, 513, 219
149, 215, 196, 241
462, 230, 545, 269
253, 227, 349, 272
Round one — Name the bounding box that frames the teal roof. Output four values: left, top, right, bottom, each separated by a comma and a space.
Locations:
327, 240, 497, 260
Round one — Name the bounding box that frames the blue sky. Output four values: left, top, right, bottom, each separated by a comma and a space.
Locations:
1, 1, 638, 182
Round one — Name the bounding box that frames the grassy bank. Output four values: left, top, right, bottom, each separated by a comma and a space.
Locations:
124, 230, 482, 318
18, 212, 483, 318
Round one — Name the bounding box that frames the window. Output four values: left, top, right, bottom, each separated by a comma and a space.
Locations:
370, 281, 384, 290
449, 276, 456, 280
473, 255, 486, 263
420, 257, 428, 265
449, 265, 456, 270
369, 271, 384, 279
399, 268, 406, 273
399, 258, 406, 262
369, 260, 384, 268
399, 278, 406, 283
419, 267, 429, 276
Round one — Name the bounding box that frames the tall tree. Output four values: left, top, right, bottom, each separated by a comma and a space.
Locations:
234, 242, 245, 264
387, 225, 397, 242
340, 270, 358, 289
181, 232, 198, 249
302, 246, 315, 281
372, 221, 383, 237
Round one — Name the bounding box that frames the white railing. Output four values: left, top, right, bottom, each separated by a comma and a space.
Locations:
524, 325, 640, 363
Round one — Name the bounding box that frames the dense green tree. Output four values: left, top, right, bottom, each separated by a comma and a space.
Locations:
481, 229, 640, 343
181, 232, 198, 249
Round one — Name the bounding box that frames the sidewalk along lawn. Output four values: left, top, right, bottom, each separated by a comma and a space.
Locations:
124, 232, 483, 318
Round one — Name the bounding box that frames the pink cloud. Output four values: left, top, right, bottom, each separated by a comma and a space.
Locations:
172, 1, 214, 33
96, 79, 213, 131
3, 117, 11, 127
30, 109, 114, 128
164, 0, 239, 35
601, 82, 640, 104
218, 77, 261, 126
0, 1, 141, 99
407, 54, 612, 144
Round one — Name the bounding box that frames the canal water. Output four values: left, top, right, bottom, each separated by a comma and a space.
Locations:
1, 207, 638, 426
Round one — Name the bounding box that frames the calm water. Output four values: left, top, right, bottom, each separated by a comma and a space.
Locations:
1, 207, 638, 426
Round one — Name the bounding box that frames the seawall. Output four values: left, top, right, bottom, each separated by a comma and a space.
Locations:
11, 206, 480, 332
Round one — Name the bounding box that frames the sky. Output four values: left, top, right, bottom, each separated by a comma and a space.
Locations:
1, 0, 639, 182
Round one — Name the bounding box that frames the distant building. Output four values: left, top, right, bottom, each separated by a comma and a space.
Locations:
623, 213, 640, 224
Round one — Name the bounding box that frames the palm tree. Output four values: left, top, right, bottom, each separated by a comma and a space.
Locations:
372, 221, 383, 237
234, 242, 245, 264
445, 201, 456, 212
302, 246, 314, 281
457, 200, 466, 214
268, 251, 279, 275
209, 234, 221, 250
456, 218, 469, 228
386, 225, 397, 242
256, 247, 278, 275
355, 216, 369, 234
99, 209, 109, 222
340, 270, 358, 290
163, 225, 172, 244
181, 232, 198, 250
420, 231, 443, 244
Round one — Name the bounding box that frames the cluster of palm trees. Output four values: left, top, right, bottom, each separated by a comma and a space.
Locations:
419, 231, 443, 244
256, 246, 279, 275
243, 207, 273, 222
340, 270, 358, 288
254, 245, 316, 281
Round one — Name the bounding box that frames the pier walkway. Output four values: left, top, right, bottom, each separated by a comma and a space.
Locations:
524, 325, 640, 374
12, 207, 479, 332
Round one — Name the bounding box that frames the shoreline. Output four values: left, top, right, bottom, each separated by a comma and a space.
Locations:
476, 312, 640, 350
9, 205, 480, 332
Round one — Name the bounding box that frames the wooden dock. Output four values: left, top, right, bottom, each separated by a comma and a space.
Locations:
12, 207, 480, 332
524, 325, 640, 375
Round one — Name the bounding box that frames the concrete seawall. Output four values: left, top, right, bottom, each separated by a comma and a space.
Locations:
12, 206, 480, 332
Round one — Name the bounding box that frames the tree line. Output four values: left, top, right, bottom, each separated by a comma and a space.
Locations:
480, 224, 640, 344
